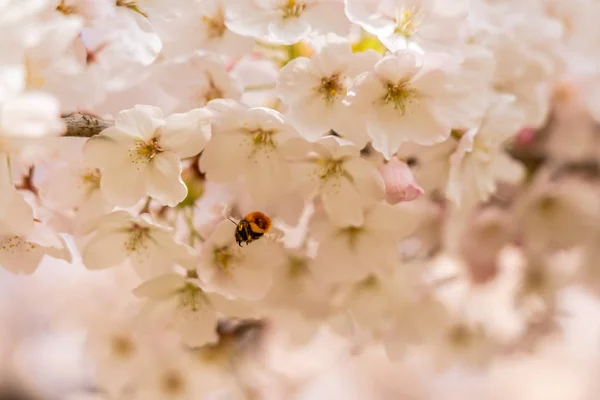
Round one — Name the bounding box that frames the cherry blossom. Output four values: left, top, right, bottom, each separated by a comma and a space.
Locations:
83, 105, 210, 207
347, 49, 490, 159
199, 99, 299, 205
80, 211, 196, 279
156, 51, 243, 113
447, 94, 525, 208
286, 135, 385, 226
133, 272, 255, 347
225, 0, 351, 45
377, 157, 424, 203
345, 0, 469, 52
310, 202, 419, 283
196, 220, 287, 300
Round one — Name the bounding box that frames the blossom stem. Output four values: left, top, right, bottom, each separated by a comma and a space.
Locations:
243, 83, 277, 92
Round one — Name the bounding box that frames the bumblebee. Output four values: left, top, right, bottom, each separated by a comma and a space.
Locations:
228, 211, 272, 247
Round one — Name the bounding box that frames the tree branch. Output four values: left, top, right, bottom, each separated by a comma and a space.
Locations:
62, 112, 113, 138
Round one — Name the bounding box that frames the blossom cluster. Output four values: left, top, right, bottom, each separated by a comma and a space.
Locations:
3, 0, 600, 398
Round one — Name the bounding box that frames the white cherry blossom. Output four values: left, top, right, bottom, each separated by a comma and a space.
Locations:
447, 94, 525, 208
277, 36, 379, 146
37, 137, 111, 226
156, 52, 243, 113
286, 135, 385, 226
0, 220, 71, 274
310, 202, 419, 283
83, 105, 210, 207
80, 211, 196, 280
161, 0, 255, 58
133, 272, 255, 347
225, 0, 351, 45
345, 0, 469, 52
196, 220, 287, 301
199, 99, 298, 206
347, 49, 491, 159
0, 155, 35, 236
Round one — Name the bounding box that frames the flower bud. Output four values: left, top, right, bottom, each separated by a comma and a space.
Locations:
378, 159, 424, 204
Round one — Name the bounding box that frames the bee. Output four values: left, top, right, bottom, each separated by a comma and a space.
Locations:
228, 211, 272, 247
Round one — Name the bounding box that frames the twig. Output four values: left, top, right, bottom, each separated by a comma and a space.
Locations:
62, 112, 113, 138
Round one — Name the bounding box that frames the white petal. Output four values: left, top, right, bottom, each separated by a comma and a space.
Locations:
132, 273, 186, 299
130, 238, 175, 280
0, 236, 45, 274
175, 306, 218, 347
344, 157, 385, 203
100, 157, 148, 208
114, 105, 165, 139
146, 151, 186, 207
158, 108, 211, 158
267, 18, 310, 45
198, 131, 249, 182
304, 1, 350, 37
82, 231, 129, 270
321, 177, 364, 227
244, 150, 290, 206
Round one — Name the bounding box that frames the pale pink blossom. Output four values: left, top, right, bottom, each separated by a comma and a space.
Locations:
277, 35, 379, 147
156, 52, 243, 113
377, 158, 424, 204
80, 211, 196, 280
197, 220, 287, 301
285, 135, 385, 226
347, 49, 491, 159
345, 0, 469, 52
199, 99, 298, 206
83, 105, 210, 207
133, 272, 255, 347
225, 0, 351, 45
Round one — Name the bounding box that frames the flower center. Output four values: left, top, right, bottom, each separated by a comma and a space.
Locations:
339, 226, 364, 248
81, 168, 101, 189
384, 81, 417, 114
281, 0, 306, 19
124, 224, 150, 253
110, 334, 136, 359
24, 57, 45, 90
161, 369, 186, 395
115, 0, 148, 17
447, 324, 473, 349
288, 255, 308, 278
130, 137, 162, 165
318, 158, 345, 179
250, 129, 276, 153
177, 283, 206, 312
0, 236, 36, 254
201, 77, 224, 104
202, 12, 226, 39
394, 6, 423, 39
56, 0, 77, 14
318, 74, 345, 104
213, 246, 238, 275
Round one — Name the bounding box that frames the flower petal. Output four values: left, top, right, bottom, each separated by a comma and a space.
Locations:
114, 105, 165, 139
321, 177, 364, 227
82, 231, 129, 270
159, 108, 211, 158
146, 151, 186, 207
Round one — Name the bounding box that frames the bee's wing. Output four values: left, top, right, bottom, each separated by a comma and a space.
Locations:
265, 227, 284, 242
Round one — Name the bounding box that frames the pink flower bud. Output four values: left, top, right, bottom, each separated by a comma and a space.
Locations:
515, 127, 536, 146
378, 159, 424, 204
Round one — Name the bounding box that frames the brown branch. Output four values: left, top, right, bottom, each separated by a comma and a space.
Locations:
62, 112, 113, 138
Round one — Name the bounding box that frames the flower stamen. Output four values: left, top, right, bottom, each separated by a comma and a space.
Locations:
130, 137, 162, 165
384, 81, 417, 114
394, 6, 423, 39
318, 74, 345, 104
281, 0, 306, 19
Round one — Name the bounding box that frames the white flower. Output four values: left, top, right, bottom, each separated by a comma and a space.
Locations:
161, 0, 255, 58
310, 202, 419, 283
156, 52, 243, 113
37, 137, 111, 226
80, 211, 196, 280
199, 99, 298, 206
0, 220, 71, 274
133, 272, 255, 347
447, 94, 525, 208
83, 105, 211, 207
0, 155, 35, 236
345, 0, 469, 52
347, 49, 490, 159
225, 0, 350, 45
286, 135, 384, 226
197, 220, 286, 301
277, 36, 379, 147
